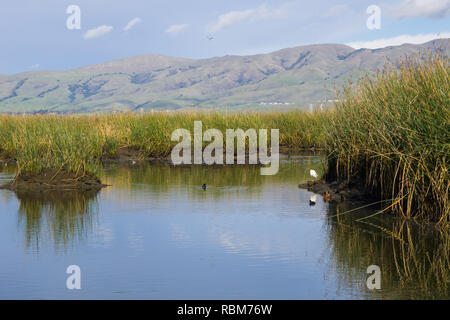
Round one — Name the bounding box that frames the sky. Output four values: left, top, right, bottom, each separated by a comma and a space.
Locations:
0, 0, 449, 74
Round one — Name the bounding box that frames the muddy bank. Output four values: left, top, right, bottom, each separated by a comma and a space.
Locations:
4, 145, 323, 165
0, 169, 107, 192
101, 146, 315, 164
279, 146, 324, 155
0, 151, 16, 166
1, 148, 320, 192
102, 146, 153, 161
298, 179, 376, 204
0, 159, 16, 167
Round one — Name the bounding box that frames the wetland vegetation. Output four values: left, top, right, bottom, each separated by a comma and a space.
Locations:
0, 54, 448, 225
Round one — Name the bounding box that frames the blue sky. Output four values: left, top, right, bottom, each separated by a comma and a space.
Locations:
0, 0, 449, 74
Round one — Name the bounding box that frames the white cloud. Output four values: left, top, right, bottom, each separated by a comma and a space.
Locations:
323, 4, 348, 17
392, 0, 450, 19
207, 4, 287, 34
347, 32, 450, 49
165, 24, 189, 35
123, 17, 142, 31
30, 64, 40, 69
83, 25, 113, 39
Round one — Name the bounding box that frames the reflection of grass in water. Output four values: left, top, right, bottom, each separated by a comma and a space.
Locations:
16, 190, 99, 252
326, 202, 449, 299
99, 157, 325, 199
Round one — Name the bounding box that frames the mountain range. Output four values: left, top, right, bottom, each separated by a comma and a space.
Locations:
0, 39, 448, 113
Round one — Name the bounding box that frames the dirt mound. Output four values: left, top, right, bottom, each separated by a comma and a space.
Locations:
103, 146, 143, 161
298, 179, 375, 204
1, 169, 107, 192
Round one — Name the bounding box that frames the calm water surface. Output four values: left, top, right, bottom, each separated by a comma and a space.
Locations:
0, 156, 448, 299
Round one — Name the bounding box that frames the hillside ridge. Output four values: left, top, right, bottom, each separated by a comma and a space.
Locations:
0, 39, 448, 113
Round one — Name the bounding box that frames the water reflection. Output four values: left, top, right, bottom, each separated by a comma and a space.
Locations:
15, 190, 99, 253
0, 157, 448, 299
100, 156, 325, 198
326, 202, 449, 299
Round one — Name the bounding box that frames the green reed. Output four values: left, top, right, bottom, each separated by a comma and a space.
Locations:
0, 110, 330, 176
326, 54, 449, 224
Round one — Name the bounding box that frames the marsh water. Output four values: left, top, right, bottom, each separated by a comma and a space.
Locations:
0, 156, 448, 299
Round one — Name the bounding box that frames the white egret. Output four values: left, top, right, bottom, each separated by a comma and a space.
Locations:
310, 169, 318, 180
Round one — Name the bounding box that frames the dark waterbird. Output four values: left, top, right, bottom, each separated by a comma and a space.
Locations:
202, 184, 207, 191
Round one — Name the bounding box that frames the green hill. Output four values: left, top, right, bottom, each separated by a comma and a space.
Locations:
0, 39, 448, 113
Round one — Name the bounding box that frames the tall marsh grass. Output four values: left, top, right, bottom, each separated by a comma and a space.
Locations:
0, 110, 330, 176
327, 54, 449, 224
